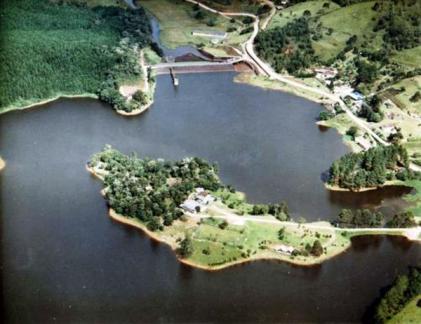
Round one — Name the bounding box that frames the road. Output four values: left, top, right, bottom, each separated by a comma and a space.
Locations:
184, 0, 421, 173
189, 204, 421, 240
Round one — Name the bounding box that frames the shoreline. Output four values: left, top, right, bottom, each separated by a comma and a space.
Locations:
116, 100, 153, 116
325, 180, 403, 193
108, 207, 354, 271
0, 93, 98, 115
87, 165, 420, 271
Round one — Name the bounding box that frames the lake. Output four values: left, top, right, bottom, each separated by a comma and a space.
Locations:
0, 72, 419, 323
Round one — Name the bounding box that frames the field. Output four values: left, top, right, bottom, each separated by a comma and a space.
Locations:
392, 46, 421, 69
0, 0, 150, 113
140, 0, 250, 52
269, 0, 339, 30
382, 76, 421, 115
388, 296, 421, 324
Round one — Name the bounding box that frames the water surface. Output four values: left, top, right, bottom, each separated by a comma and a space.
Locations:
0, 72, 419, 323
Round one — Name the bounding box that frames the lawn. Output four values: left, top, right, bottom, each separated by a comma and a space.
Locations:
141, 0, 248, 51
268, 0, 339, 30
388, 296, 421, 324
392, 46, 421, 69
384, 76, 421, 115
313, 1, 382, 61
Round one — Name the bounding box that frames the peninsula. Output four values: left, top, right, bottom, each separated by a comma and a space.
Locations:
87, 147, 421, 271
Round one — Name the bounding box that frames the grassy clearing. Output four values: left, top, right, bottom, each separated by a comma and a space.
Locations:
392, 46, 421, 69
234, 73, 328, 103
383, 76, 421, 115
314, 1, 381, 61
141, 0, 248, 51
269, 0, 339, 30
388, 296, 421, 324
185, 215, 346, 267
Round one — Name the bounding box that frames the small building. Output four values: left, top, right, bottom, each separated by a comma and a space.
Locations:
314, 67, 338, 81
276, 244, 295, 255
180, 199, 201, 213
347, 91, 364, 101
355, 136, 372, 150
196, 191, 215, 205
192, 30, 227, 41
380, 124, 397, 137
334, 85, 354, 99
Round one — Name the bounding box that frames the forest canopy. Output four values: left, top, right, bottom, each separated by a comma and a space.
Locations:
0, 0, 151, 111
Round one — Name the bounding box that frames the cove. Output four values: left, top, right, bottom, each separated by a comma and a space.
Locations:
0, 72, 418, 323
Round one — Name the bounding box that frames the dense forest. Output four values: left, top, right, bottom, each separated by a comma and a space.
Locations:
89, 147, 290, 231
370, 267, 421, 323
255, 16, 316, 75
327, 145, 415, 190
334, 209, 418, 228
0, 0, 151, 112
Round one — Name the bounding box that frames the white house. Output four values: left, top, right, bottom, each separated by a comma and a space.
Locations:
314, 67, 338, 81
180, 199, 201, 213
195, 191, 215, 205
276, 244, 295, 255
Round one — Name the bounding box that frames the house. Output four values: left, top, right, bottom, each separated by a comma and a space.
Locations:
276, 244, 295, 255
380, 124, 397, 137
180, 199, 201, 213
192, 30, 227, 42
196, 191, 215, 205
334, 85, 354, 99
347, 91, 364, 101
314, 67, 338, 81
355, 136, 372, 150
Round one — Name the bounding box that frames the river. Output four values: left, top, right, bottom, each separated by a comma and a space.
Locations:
0, 72, 419, 323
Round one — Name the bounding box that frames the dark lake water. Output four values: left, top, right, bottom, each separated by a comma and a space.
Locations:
1, 72, 419, 323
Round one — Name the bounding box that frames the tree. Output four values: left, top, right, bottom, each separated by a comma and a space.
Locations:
346, 126, 358, 139
178, 236, 194, 258
278, 227, 286, 240
310, 240, 323, 257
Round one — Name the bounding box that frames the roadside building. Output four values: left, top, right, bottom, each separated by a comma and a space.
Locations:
347, 91, 364, 101
180, 199, 201, 213
314, 67, 338, 82
334, 85, 354, 99
380, 124, 397, 138
196, 191, 215, 205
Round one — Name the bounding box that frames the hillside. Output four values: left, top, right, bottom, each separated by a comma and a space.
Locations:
262, 0, 420, 93
0, 0, 151, 113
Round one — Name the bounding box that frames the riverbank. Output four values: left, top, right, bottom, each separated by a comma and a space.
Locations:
234, 72, 331, 104
108, 207, 353, 271
325, 180, 402, 193
0, 157, 5, 171
0, 93, 98, 115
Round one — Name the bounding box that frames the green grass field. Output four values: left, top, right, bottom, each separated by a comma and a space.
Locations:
269, 0, 339, 30
388, 296, 421, 324
384, 76, 421, 114
141, 0, 249, 51
392, 46, 421, 69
